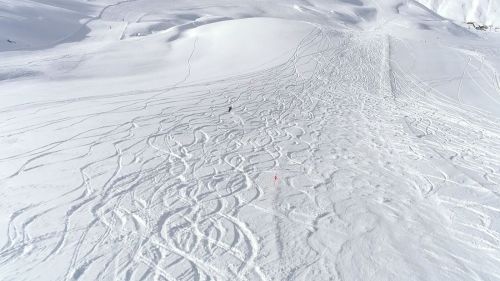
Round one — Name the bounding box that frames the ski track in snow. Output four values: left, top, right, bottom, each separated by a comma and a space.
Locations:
1, 26, 500, 280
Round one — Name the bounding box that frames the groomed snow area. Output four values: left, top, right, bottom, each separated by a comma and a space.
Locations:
1, 0, 500, 280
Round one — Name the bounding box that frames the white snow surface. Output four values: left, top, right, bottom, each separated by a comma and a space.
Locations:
1, 0, 500, 281
415, 0, 500, 26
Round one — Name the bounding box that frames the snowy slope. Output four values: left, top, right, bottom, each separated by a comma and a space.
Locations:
0, 0, 108, 51
1, 0, 500, 281
415, 0, 500, 26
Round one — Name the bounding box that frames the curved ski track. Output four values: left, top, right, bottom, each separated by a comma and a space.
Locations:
1, 27, 500, 281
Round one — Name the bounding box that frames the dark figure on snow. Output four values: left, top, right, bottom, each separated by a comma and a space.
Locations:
228, 106, 232, 113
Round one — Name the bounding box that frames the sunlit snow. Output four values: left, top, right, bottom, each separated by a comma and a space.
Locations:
1, 0, 500, 280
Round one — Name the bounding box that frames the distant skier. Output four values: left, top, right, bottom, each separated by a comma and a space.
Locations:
228, 106, 232, 113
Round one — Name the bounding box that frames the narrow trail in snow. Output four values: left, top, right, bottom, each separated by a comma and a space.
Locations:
1, 27, 500, 281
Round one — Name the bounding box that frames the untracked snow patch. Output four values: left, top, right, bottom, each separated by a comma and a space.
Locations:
415, 0, 500, 27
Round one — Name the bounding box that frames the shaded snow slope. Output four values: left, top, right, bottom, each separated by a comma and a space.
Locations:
0, 0, 105, 51
1, 1, 500, 281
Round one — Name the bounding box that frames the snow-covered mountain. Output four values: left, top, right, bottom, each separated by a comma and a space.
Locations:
1, 1, 500, 281
416, 0, 500, 26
